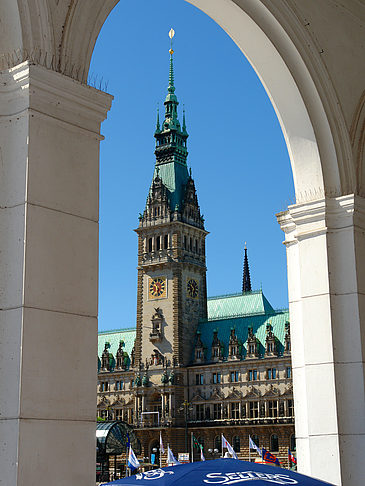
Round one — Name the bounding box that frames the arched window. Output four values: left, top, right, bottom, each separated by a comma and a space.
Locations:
148, 238, 152, 252
214, 435, 222, 452
164, 234, 168, 249
232, 436, 240, 452
184, 235, 187, 249
190, 237, 193, 251
250, 435, 259, 448
290, 434, 296, 451
271, 434, 279, 452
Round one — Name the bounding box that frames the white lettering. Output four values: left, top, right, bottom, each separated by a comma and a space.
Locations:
203, 471, 298, 485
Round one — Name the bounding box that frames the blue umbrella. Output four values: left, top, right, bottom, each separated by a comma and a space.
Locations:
103, 458, 334, 485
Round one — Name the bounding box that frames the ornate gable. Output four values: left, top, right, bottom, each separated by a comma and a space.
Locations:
226, 387, 242, 400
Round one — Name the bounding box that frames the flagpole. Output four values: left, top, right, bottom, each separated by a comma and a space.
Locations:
191, 432, 194, 463
221, 434, 224, 458
249, 435, 251, 463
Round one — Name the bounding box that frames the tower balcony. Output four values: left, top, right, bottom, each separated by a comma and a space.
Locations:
141, 249, 174, 265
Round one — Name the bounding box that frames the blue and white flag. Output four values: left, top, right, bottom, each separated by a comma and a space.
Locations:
160, 432, 165, 454
167, 446, 180, 466
221, 434, 238, 460
249, 435, 262, 456
128, 445, 141, 471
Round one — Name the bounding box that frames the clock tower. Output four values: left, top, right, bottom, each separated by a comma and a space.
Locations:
134, 45, 208, 369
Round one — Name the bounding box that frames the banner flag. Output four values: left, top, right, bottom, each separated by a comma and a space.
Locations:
249, 435, 262, 456
192, 435, 201, 450
262, 448, 281, 466
160, 432, 165, 454
288, 449, 297, 465
167, 446, 181, 466
128, 446, 141, 471
221, 434, 238, 459
200, 445, 205, 461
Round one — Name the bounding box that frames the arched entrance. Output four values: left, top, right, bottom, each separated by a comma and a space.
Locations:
0, 2, 364, 486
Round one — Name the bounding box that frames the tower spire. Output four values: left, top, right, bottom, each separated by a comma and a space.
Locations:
242, 243, 252, 292
168, 28, 175, 94
155, 105, 161, 133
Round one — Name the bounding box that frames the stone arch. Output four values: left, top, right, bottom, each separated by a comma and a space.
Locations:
1, 2, 364, 486
58, 0, 355, 203
1, 1, 355, 199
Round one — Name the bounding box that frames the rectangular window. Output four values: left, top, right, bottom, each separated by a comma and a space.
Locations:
248, 369, 258, 381
249, 401, 259, 418
231, 402, 240, 419
213, 372, 221, 384
115, 380, 123, 391
196, 404, 204, 421
195, 373, 204, 385
115, 409, 123, 420
288, 399, 294, 417
213, 403, 221, 420
156, 236, 160, 251
268, 400, 278, 417
286, 366, 292, 378
164, 234, 169, 249
267, 368, 277, 380
230, 371, 239, 382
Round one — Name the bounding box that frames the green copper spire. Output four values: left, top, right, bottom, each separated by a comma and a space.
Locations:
168, 52, 175, 94
151, 28, 190, 212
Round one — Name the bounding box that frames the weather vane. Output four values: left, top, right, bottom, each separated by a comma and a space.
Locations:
169, 28, 175, 55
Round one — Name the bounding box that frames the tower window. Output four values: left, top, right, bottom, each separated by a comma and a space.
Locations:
190, 237, 193, 251
148, 238, 153, 252
156, 236, 161, 251
184, 235, 187, 249
164, 234, 168, 249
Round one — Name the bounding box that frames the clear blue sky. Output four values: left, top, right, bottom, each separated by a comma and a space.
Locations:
91, 0, 295, 332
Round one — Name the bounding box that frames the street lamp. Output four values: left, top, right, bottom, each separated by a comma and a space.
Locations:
208, 448, 219, 460
178, 400, 193, 453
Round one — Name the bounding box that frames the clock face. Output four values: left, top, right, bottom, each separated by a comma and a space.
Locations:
149, 277, 166, 299
187, 278, 199, 299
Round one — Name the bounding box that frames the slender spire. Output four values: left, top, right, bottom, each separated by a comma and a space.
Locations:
168, 52, 175, 94
168, 28, 175, 94
182, 105, 187, 133
155, 106, 161, 133
242, 243, 252, 292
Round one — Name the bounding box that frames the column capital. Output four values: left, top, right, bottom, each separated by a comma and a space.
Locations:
277, 194, 365, 245
0, 61, 113, 137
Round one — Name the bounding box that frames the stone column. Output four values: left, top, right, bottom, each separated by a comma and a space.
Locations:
277, 195, 365, 486
0, 62, 112, 486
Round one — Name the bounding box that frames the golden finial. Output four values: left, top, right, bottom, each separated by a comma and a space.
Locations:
169, 28, 175, 55
245, 241, 247, 249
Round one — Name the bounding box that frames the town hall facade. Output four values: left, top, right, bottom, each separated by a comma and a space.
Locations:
97, 47, 294, 474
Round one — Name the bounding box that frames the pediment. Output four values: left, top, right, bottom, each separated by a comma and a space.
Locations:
263, 384, 279, 397
191, 393, 205, 402
281, 383, 293, 396
226, 387, 242, 400
210, 388, 224, 400
244, 385, 261, 398
98, 396, 110, 406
